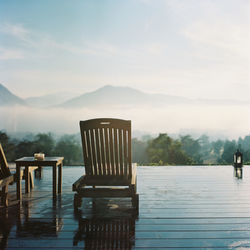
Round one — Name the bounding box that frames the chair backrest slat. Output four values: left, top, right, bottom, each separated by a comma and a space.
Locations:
118, 129, 123, 176
123, 129, 128, 176
80, 119, 132, 178
109, 128, 115, 175
114, 128, 119, 176
86, 130, 93, 175
90, 129, 97, 175
127, 127, 132, 176
104, 128, 111, 175
99, 128, 106, 175
95, 128, 102, 175
0, 144, 11, 179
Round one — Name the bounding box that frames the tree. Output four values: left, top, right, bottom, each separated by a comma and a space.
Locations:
0, 131, 16, 161
16, 140, 36, 159
198, 134, 213, 163
180, 135, 202, 164
33, 133, 55, 156
219, 140, 237, 164
54, 135, 82, 165
238, 135, 250, 151
147, 133, 192, 165
211, 140, 224, 156
244, 149, 250, 164
132, 138, 148, 165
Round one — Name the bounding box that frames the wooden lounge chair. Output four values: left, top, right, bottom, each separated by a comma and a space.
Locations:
73, 118, 139, 210
0, 144, 14, 207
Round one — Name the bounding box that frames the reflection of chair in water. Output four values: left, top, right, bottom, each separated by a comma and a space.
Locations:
0, 205, 20, 249
0, 216, 12, 249
73, 217, 136, 249
73, 196, 137, 249
73, 118, 139, 211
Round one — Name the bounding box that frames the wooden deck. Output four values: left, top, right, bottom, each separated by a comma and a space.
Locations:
1, 165, 250, 249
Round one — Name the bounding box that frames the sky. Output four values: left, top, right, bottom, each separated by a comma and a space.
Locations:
0, 0, 250, 100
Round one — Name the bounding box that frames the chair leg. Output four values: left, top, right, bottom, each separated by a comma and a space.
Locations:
132, 194, 139, 210
74, 193, 82, 209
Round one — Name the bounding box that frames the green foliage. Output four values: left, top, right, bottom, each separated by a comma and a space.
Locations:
16, 140, 36, 159
0, 131, 16, 161
15, 133, 56, 160
0, 131, 83, 165
132, 138, 148, 165
2, 129, 250, 166
180, 135, 202, 164
212, 140, 224, 155
33, 133, 55, 155
220, 140, 237, 164
54, 135, 82, 165
147, 133, 192, 165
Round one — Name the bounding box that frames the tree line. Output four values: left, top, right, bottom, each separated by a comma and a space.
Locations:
133, 134, 250, 165
1, 130, 250, 166
0, 131, 82, 165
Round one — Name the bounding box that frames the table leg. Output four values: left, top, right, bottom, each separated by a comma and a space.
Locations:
35, 166, 42, 179
53, 165, 57, 198
25, 166, 30, 193
16, 165, 22, 201
29, 171, 34, 189
58, 163, 62, 194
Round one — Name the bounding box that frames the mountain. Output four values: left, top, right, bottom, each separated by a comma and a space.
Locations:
25, 92, 77, 108
60, 85, 192, 108
1, 83, 249, 109
0, 83, 27, 106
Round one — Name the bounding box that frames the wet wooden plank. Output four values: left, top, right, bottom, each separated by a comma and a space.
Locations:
5, 238, 250, 248
7, 230, 250, 240
3, 165, 250, 249
133, 238, 250, 248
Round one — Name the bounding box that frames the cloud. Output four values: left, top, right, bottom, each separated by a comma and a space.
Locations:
0, 23, 30, 41
183, 21, 250, 60
0, 22, 93, 57
0, 22, 137, 60
0, 21, 170, 62
0, 47, 24, 60
162, 0, 250, 62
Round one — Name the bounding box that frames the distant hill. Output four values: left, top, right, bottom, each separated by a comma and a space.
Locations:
25, 92, 76, 108
60, 85, 192, 108
1, 83, 249, 109
0, 83, 27, 106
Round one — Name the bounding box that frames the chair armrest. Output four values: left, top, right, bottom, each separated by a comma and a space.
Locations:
0, 175, 14, 187
72, 175, 86, 191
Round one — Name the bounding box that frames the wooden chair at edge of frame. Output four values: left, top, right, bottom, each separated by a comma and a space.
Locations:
0, 144, 37, 207
0, 144, 14, 207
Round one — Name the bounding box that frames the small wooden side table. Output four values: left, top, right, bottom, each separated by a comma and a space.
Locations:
15, 157, 64, 201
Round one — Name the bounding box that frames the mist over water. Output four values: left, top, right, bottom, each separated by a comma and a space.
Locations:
1, 103, 249, 139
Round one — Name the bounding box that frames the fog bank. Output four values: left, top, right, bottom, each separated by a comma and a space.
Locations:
0, 104, 249, 140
